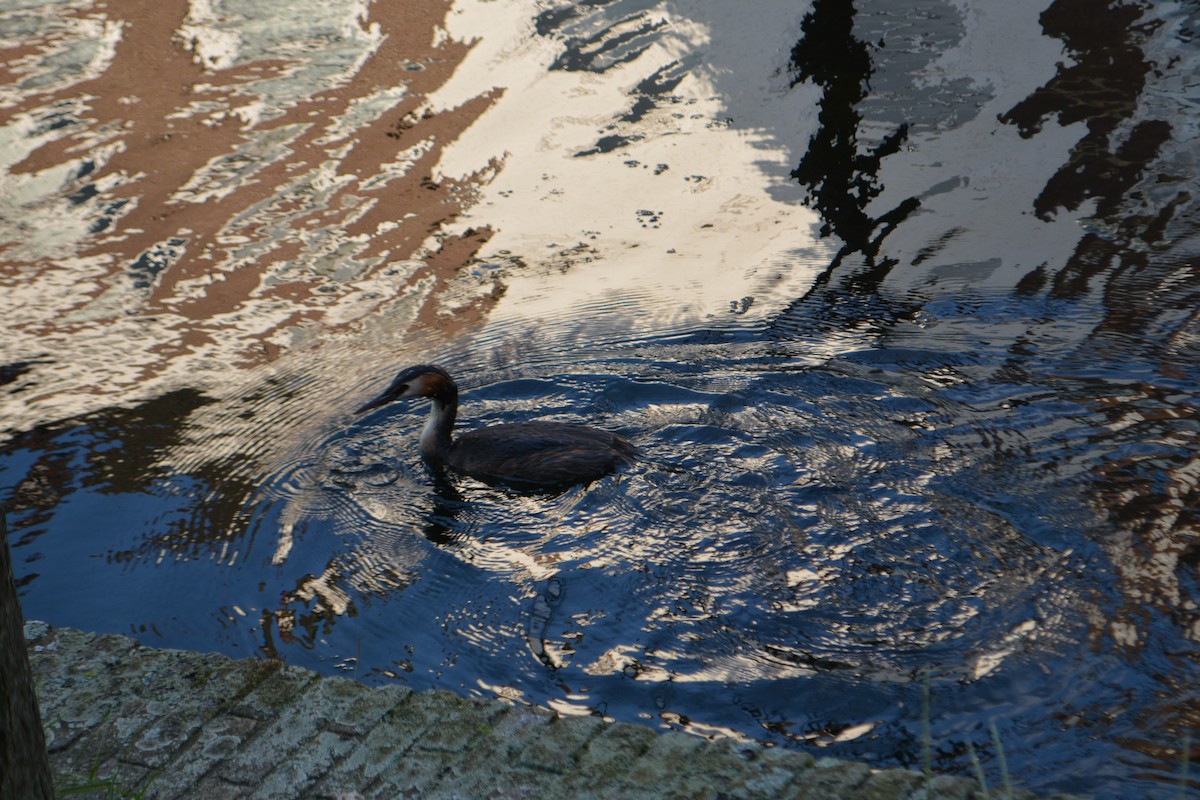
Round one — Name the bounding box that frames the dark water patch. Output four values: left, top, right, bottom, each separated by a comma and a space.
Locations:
3, 389, 211, 499
87, 198, 129, 235
575, 133, 642, 157
619, 60, 688, 124
0, 359, 50, 389
66, 183, 98, 206
129, 237, 189, 290
541, 0, 668, 73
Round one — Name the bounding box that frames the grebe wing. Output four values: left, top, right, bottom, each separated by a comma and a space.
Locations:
448, 422, 637, 487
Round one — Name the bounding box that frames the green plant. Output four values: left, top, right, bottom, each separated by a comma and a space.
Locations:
56, 763, 160, 800
54, 707, 161, 799
989, 722, 1013, 799
966, 739, 990, 800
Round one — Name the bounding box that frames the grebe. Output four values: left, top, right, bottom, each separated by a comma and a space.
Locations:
355, 365, 637, 489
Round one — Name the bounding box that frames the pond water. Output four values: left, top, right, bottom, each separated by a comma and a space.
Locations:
3, 1, 1199, 798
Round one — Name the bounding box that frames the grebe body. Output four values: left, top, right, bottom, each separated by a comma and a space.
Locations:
356, 365, 637, 489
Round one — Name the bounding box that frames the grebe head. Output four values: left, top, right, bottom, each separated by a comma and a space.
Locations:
355, 364, 455, 414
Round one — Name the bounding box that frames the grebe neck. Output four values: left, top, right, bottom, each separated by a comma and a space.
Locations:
419, 392, 458, 460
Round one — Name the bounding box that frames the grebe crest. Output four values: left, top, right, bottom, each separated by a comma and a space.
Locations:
355, 364, 637, 490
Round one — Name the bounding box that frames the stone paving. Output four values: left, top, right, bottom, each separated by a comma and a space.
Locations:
25, 622, 1081, 800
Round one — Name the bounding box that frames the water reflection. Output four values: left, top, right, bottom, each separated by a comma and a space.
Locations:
251, 350, 1089, 736
788, 0, 917, 263
774, 0, 1200, 793
0, 0, 501, 434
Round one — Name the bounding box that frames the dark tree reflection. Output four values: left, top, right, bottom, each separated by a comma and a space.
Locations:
788, 0, 918, 277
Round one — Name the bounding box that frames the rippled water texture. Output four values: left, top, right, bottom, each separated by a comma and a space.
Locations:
3, 1, 1200, 798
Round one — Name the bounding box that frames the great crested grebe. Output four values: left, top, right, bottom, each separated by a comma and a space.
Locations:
355, 365, 638, 489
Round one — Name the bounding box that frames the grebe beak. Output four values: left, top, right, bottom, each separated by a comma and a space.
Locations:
355, 383, 406, 414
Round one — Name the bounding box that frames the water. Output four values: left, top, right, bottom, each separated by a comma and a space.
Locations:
4, 0, 1200, 798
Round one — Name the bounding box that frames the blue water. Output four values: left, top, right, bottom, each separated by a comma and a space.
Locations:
7, 284, 1197, 797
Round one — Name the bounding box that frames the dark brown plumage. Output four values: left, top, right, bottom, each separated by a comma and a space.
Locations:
356, 365, 637, 489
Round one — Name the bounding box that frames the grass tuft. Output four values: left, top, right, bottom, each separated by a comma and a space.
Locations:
966, 739, 991, 800
989, 722, 1013, 800
57, 767, 160, 800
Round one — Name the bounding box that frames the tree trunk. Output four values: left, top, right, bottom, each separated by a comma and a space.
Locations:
0, 505, 55, 800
